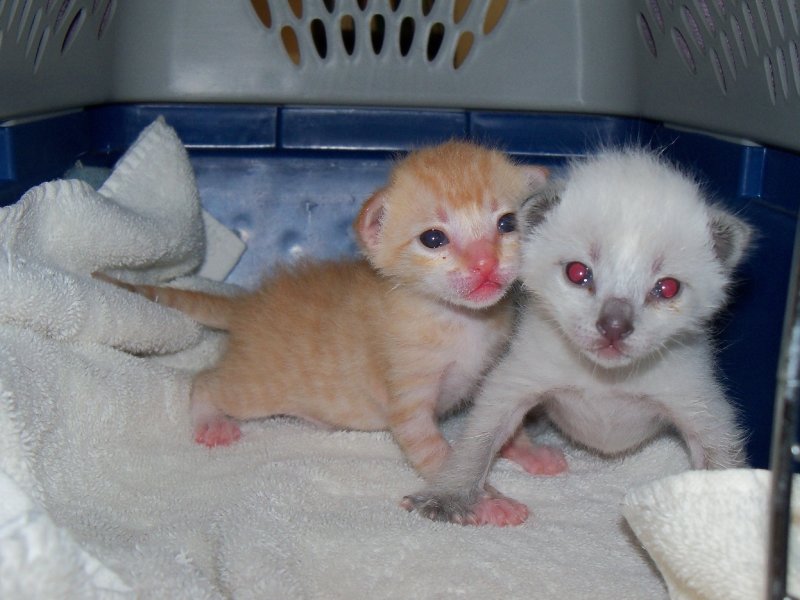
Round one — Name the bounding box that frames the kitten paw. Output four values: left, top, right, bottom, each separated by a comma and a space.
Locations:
501, 443, 568, 476
194, 417, 241, 448
401, 491, 529, 526
471, 496, 529, 526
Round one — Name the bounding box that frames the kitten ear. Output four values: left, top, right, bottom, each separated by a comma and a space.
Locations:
708, 206, 753, 270
521, 164, 550, 194
521, 186, 562, 233
355, 188, 388, 254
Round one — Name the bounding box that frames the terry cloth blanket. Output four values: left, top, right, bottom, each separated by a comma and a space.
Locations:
0, 117, 766, 599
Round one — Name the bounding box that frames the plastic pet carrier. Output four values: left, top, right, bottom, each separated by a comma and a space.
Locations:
0, 1, 797, 599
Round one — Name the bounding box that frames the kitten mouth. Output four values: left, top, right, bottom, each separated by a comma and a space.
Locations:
466, 280, 504, 301
593, 343, 628, 361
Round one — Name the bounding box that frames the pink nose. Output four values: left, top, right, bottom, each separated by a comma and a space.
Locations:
464, 239, 498, 277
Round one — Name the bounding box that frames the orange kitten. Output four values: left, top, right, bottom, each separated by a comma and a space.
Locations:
99, 142, 555, 480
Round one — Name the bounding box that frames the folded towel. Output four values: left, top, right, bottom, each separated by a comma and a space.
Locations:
0, 117, 698, 599
623, 468, 799, 600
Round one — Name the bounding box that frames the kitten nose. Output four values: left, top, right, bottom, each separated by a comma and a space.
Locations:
464, 239, 498, 276
596, 297, 634, 343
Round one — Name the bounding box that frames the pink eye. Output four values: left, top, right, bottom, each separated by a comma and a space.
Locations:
652, 277, 681, 300
565, 261, 593, 286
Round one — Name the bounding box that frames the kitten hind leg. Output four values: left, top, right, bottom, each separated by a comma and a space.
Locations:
190, 372, 242, 448
500, 429, 568, 476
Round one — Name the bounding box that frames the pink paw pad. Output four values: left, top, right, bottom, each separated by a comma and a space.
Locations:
501, 444, 568, 476
471, 497, 529, 526
194, 418, 241, 448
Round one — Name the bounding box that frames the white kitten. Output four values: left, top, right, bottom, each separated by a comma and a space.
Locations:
402, 149, 753, 526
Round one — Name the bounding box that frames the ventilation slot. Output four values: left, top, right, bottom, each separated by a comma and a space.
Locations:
54, 0, 73, 31
483, 0, 507, 35
672, 26, 697, 72
33, 25, 49, 71
281, 26, 300, 64
453, 30, 473, 68
97, 0, 114, 39
638, 13, 658, 57
340, 14, 355, 56
710, 47, 727, 92
453, 0, 470, 24
764, 54, 776, 103
720, 30, 737, 78
370, 13, 384, 54
694, 0, 717, 33
776, 46, 789, 98
731, 14, 749, 65
742, 1, 760, 55
755, 0, 772, 45
60, 6, 84, 54
682, 5, 706, 52
399, 16, 414, 56
310, 18, 326, 58
649, 0, 665, 31
771, 0, 785, 38
426, 22, 444, 61
17, 0, 32, 43
24, 6, 42, 56
791, 40, 800, 95
252, 0, 271, 28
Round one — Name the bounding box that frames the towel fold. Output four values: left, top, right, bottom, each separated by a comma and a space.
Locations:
623, 468, 799, 600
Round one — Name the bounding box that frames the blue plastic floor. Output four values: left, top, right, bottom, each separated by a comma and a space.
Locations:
2, 103, 798, 468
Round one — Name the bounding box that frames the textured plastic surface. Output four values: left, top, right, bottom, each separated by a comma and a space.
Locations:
1, 1, 798, 151
0, 104, 796, 469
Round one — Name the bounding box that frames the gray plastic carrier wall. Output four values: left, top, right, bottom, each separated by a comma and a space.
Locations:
1, 0, 798, 151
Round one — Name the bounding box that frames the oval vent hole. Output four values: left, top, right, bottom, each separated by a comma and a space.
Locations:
742, 1, 761, 53
709, 47, 727, 93
60, 7, 84, 53
638, 13, 658, 57
97, 0, 115, 39
453, 0, 471, 24
649, 0, 665, 32
764, 54, 777, 104
371, 14, 385, 54
776, 46, 789, 98
289, 0, 302, 19
453, 31, 473, 68
682, 6, 706, 52
33, 26, 50, 72
427, 22, 444, 61
730, 14, 748, 65
719, 30, 737, 78
399, 16, 414, 56
281, 26, 301, 64
791, 40, 800, 95
483, 0, 508, 34
310, 19, 327, 58
357, 0, 367, 9
672, 27, 696, 73
251, 0, 272, 28
389, 0, 401, 11
323, 0, 335, 13
341, 14, 355, 55
754, 0, 772, 44
422, 0, 434, 17
53, 0, 73, 31
694, 0, 716, 33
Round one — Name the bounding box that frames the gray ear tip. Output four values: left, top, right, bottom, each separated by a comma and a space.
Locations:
710, 207, 755, 269
522, 185, 562, 233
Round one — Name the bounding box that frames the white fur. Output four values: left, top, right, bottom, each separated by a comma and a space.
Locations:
404, 149, 753, 524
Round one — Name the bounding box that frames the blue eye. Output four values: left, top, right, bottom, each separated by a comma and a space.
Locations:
497, 213, 517, 233
419, 229, 449, 249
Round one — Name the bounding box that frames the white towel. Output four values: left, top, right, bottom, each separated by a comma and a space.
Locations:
0, 117, 695, 599
623, 468, 799, 600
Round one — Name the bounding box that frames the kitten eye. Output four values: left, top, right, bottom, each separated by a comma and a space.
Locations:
497, 212, 517, 234
651, 277, 681, 300
565, 261, 593, 286
419, 229, 449, 249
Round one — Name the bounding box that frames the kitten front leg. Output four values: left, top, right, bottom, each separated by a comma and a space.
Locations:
389, 409, 452, 480
402, 385, 539, 526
